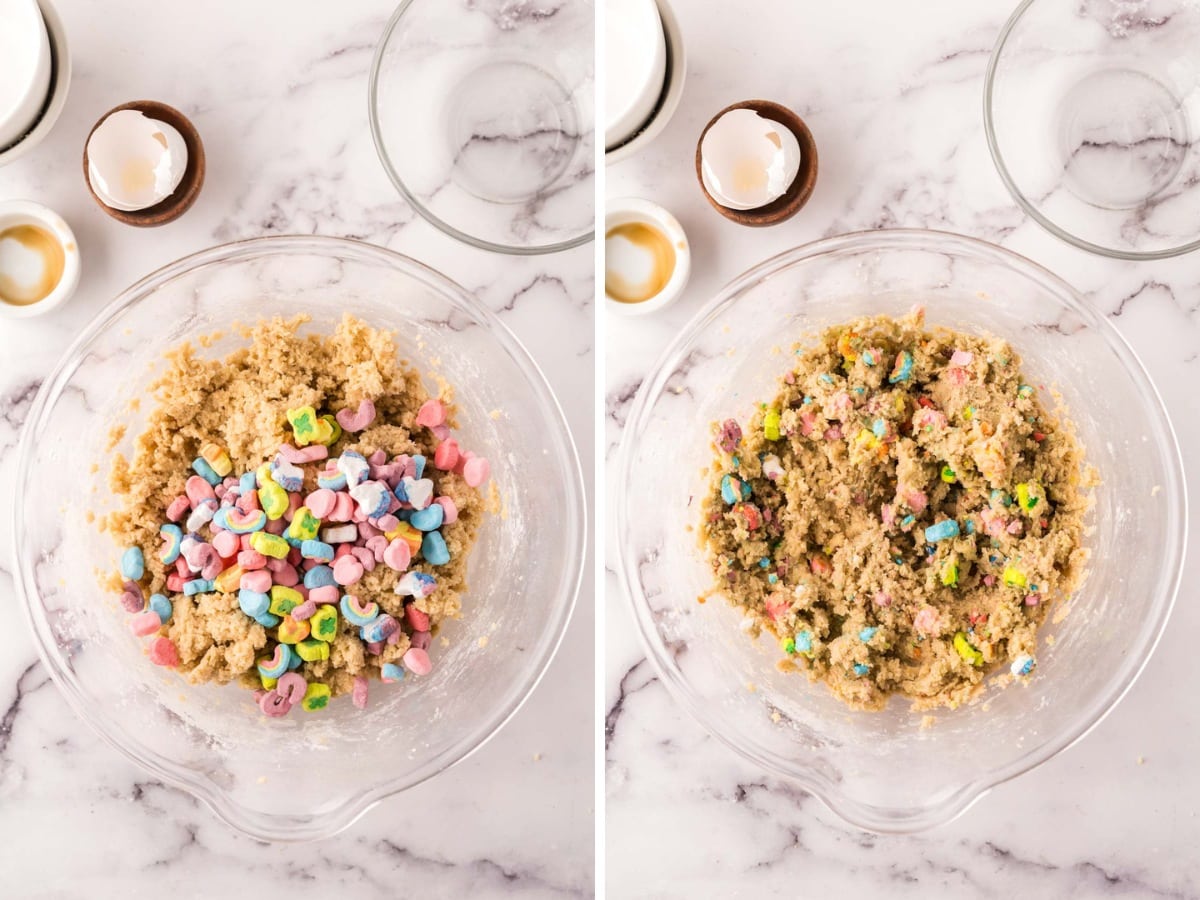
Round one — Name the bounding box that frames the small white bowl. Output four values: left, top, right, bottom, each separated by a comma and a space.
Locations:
605, 197, 691, 316
605, 0, 667, 151
0, 0, 71, 168
605, 0, 686, 164
0, 0, 52, 151
0, 199, 81, 318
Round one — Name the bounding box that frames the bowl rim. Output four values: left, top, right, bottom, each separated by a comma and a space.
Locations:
13, 234, 588, 841
983, 0, 1200, 261
614, 227, 1188, 833
367, 0, 595, 257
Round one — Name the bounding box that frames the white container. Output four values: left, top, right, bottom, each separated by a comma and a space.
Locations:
0, 0, 51, 150
605, 0, 686, 163
605, 197, 691, 316
606, 0, 667, 150
0, 0, 70, 166
0, 199, 81, 318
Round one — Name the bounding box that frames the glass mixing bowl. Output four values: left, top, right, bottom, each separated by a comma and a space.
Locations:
616, 229, 1187, 833
14, 236, 585, 841
369, 0, 595, 255
985, 0, 1200, 259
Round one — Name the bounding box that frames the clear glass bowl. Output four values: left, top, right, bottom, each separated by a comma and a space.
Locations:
14, 236, 586, 841
985, 0, 1200, 259
616, 229, 1187, 833
369, 0, 595, 255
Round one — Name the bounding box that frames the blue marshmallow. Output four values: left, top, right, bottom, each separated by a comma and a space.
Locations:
421, 531, 450, 566
120, 546, 145, 580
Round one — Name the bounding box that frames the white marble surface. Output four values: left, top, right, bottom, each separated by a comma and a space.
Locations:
0, 1, 594, 896
606, 0, 1200, 896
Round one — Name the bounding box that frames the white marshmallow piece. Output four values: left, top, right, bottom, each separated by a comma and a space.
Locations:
402, 477, 434, 510
320, 524, 358, 544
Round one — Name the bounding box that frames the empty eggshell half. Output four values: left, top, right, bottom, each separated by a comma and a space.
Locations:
86, 109, 188, 212
700, 108, 802, 211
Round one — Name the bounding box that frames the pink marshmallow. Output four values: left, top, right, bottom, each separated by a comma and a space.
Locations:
352, 676, 369, 710
273, 565, 300, 587
120, 582, 144, 613
335, 398, 376, 433
330, 492, 355, 523
351, 546, 376, 572
403, 647, 432, 675
434, 439, 459, 472
365, 535, 389, 562
278, 443, 328, 464
372, 514, 400, 532
166, 495, 190, 522
405, 604, 430, 631
435, 496, 458, 524
308, 584, 339, 605
238, 549, 267, 570
285, 492, 302, 522
415, 398, 446, 428
259, 692, 291, 717
212, 530, 240, 558
383, 538, 411, 572
185, 476, 215, 506
306, 488, 336, 518
332, 555, 364, 586
240, 570, 272, 593
410, 630, 432, 651
453, 449, 474, 476
130, 611, 163, 636
148, 637, 180, 667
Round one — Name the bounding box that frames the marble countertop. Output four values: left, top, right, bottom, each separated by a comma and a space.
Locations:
0, 1, 593, 896
605, 0, 1199, 896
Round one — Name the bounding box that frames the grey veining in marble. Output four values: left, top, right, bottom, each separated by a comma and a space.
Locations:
606, 0, 1199, 896
0, 1, 593, 896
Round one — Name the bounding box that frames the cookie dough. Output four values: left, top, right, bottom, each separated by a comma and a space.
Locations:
701, 311, 1093, 710
102, 314, 488, 700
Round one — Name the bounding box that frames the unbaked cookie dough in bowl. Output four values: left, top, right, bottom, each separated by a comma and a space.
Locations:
14, 235, 585, 841
615, 229, 1186, 833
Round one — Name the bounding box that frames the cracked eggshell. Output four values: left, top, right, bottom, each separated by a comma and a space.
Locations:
86, 109, 188, 212
700, 108, 802, 211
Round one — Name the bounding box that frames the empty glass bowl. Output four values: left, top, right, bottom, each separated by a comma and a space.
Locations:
370, 0, 595, 255
986, 0, 1200, 259
616, 230, 1187, 833
15, 236, 586, 841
